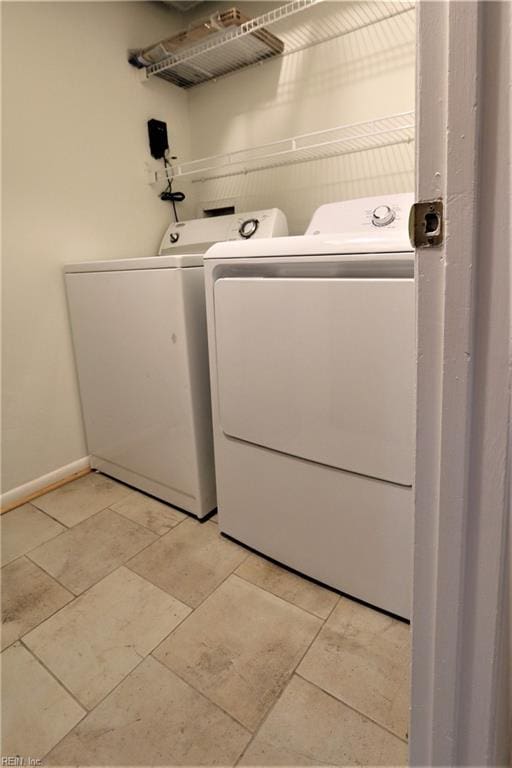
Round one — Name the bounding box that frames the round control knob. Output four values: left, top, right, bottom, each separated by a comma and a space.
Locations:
239, 218, 259, 239
169, 232, 180, 243
371, 205, 395, 227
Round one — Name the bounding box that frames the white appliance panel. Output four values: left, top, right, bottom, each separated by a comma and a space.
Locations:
66, 269, 198, 499
205, 194, 414, 261
305, 192, 414, 241
214, 276, 415, 485
215, 435, 413, 619
159, 207, 288, 255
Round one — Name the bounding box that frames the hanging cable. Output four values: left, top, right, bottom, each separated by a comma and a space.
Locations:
160, 154, 185, 222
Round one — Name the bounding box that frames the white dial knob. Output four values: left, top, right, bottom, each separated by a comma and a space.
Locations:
371, 205, 395, 227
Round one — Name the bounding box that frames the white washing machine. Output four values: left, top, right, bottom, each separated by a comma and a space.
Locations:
205, 194, 415, 615
64, 209, 288, 519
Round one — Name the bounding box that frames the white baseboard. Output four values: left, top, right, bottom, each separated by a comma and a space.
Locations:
1, 457, 91, 511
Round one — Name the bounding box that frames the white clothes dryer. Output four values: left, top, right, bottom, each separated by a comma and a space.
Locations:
204, 194, 414, 615
64, 209, 288, 519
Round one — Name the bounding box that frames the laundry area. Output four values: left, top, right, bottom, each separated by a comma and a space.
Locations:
5, 1, 506, 766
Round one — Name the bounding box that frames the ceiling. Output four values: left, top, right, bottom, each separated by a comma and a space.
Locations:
163, 1, 205, 11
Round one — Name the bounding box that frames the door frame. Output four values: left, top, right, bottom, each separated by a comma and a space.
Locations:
411, 1, 510, 764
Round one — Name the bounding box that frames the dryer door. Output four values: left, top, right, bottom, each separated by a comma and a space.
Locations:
214, 276, 415, 486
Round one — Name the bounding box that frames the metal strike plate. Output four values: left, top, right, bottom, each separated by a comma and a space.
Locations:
409, 200, 444, 248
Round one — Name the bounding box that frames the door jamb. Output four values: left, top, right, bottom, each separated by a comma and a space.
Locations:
411, 2, 510, 764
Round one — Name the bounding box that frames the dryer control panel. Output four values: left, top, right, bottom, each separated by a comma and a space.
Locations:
159, 208, 288, 255
370, 205, 396, 227
306, 193, 414, 239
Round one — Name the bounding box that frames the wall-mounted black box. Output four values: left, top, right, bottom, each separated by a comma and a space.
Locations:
147, 119, 169, 159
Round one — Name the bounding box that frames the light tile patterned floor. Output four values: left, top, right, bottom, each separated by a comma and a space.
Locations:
1, 472, 410, 766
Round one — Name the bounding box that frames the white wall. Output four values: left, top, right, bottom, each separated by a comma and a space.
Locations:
1, 1, 192, 494
186, 1, 416, 233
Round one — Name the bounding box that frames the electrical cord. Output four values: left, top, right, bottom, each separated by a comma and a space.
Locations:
160, 155, 185, 222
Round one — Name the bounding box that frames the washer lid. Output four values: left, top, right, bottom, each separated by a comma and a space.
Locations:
64, 253, 203, 273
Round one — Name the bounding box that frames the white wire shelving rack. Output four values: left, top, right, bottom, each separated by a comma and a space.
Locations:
148, 111, 415, 184
141, 0, 415, 88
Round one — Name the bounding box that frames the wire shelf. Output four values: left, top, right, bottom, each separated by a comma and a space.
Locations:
142, 0, 415, 88
149, 112, 415, 183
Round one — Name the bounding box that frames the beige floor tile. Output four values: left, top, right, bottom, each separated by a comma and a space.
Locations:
28, 508, 157, 594
153, 574, 321, 731
1, 504, 65, 566
1, 557, 73, 650
1, 643, 85, 759
239, 675, 407, 767
128, 518, 248, 608
24, 567, 191, 709
47, 656, 251, 766
32, 472, 131, 527
110, 488, 186, 535
298, 597, 410, 739
236, 553, 339, 620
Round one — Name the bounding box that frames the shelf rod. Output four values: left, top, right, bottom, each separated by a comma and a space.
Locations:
190, 135, 414, 183
155, 112, 414, 183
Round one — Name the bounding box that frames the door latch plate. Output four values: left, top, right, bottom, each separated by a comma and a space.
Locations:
409, 200, 444, 248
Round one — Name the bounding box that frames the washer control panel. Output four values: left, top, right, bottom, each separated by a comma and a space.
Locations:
225, 210, 286, 241
158, 208, 288, 255
238, 218, 259, 239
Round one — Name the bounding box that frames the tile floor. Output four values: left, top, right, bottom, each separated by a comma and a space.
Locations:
1, 472, 410, 766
